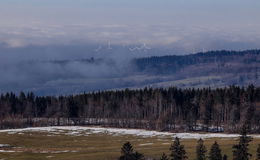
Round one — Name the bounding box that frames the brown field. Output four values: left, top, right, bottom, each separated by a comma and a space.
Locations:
0, 127, 259, 160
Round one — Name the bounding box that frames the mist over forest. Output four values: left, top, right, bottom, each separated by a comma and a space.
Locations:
1, 45, 260, 95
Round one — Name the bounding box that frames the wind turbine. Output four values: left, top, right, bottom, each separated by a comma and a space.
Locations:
129, 46, 138, 52
107, 41, 112, 50
192, 48, 196, 54
129, 43, 151, 52
142, 43, 151, 51
202, 48, 206, 53
94, 45, 102, 52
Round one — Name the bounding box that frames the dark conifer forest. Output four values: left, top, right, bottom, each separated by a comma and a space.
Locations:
0, 85, 260, 133
134, 50, 260, 75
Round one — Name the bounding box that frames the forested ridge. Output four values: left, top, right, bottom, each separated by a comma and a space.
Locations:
134, 50, 260, 74
0, 85, 260, 133
130, 50, 260, 90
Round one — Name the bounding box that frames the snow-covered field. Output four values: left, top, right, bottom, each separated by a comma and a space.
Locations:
1, 126, 260, 139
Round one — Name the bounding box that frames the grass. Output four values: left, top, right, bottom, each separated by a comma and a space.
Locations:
0, 130, 260, 160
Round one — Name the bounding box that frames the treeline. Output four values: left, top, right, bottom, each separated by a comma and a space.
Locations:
0, 85, 260, 132
118, 127, 257, 160
134, 50, 260, 74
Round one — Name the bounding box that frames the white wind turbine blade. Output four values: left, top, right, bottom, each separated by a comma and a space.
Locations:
143, 43, 151, 50
94, 45, 102, 52
129, 46, 138, 51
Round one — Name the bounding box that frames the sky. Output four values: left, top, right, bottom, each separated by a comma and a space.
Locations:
0, 0, 260, 95
0, 0, 260, 49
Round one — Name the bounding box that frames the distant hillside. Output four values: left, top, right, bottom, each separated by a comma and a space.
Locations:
132, 50, 260, 89
3, 49, 260, 95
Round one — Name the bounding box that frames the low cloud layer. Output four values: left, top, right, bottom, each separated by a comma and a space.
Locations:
1, 23, 260, 51
0, 44, 136, 95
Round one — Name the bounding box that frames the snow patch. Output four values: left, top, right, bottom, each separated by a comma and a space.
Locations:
139, 143, 154, 146
0, 126, 260, 139
33, 150, 77, 154
46, 156, 54, 158
0, 144, 10, 147
0, 150, 18, 153
162, 143, 170, 145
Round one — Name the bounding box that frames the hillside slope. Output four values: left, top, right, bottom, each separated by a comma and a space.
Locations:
132, 50, 260, 89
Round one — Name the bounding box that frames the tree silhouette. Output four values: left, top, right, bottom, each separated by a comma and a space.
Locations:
223, 154, 228, 160
170, 137, 187, 160
118, 142, 144, 160
209, 141, 222, 160
232, 126, 252, 160
256, 144, 260, 160
196, 138, 207, 160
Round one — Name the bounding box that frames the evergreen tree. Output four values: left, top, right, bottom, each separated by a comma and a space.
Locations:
209, 141, 222, 160
119, 142, 144, 160
196, 138, 207, 160
119, 142, 134, 160
160, 153, 169, 160
223, 155, 228, 160
132, 151, 145, 160
170, 137, 187, 160
256, 144, 260, 160
232, 126, 252, 160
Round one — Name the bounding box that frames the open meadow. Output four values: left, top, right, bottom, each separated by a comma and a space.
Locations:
0, 127, 260, 160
